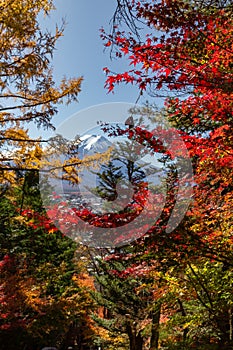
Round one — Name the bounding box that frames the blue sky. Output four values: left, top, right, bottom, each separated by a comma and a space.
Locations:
36, 0, 140, 135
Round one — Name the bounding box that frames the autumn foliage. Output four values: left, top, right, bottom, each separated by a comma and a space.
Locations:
96, 0, 233, 349
0, 0, 233, 349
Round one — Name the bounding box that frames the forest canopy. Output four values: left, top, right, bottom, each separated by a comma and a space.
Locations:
0, 0, 232, 349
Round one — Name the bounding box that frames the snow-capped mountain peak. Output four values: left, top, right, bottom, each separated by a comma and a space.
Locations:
80, 135, 103, 151
79, 134, 112, 155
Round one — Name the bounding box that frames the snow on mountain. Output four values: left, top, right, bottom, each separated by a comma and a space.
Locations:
80, 134, 92, 141
78, 134, 112, 157
80, 135, 102, 150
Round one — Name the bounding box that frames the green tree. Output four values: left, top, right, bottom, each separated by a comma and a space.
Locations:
91, 248, 161, 350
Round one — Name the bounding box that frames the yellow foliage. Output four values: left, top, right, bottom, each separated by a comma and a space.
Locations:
0, 0, 84, 189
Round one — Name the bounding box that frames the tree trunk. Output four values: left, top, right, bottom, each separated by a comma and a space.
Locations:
215, 312, 233, 350
126, 323, 143, 350
150, 304, 161, 350
177, 298, 189, 342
